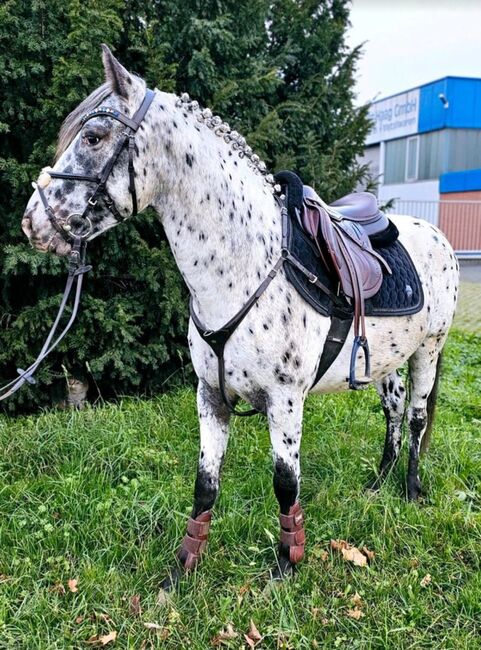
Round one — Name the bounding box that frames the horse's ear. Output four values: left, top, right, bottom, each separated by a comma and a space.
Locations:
101, 44, 133, 99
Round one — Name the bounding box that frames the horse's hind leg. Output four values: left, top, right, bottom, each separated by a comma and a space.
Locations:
160, 380, 230, 590
369, 371, 406, 490
267, 393, 306, 580
406, 339, 444, 501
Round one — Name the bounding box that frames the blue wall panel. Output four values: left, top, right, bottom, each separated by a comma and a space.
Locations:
418, 78, 449, 133
440, 168, 481, 193
419, 77, 481, 133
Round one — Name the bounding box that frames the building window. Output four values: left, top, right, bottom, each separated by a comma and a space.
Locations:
405, 136, 419, 181
384, 137, 406, 184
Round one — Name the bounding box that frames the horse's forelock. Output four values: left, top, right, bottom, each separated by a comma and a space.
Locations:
55, 82, 112, 161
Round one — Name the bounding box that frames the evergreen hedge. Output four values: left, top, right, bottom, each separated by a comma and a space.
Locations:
0, 0, 370, 413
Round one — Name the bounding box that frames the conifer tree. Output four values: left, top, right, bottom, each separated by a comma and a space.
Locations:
0, 0, 370, 413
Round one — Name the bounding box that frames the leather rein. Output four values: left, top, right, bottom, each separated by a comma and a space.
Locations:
0, 89, 155, 402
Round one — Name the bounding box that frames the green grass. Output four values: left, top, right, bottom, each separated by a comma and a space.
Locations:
454, 282, 481, 334
0, 330, 480, 649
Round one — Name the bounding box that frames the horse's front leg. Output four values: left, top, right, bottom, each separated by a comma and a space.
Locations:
267, 392, 306, 580
161, 380, 230, 591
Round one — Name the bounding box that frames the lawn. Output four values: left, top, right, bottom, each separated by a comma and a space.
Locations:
0, 329, 480, 649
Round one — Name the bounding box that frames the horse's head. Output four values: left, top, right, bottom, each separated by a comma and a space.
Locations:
22, 45, 154, 255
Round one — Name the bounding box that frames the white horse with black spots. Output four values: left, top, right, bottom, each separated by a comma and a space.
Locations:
22, 47, 459, 588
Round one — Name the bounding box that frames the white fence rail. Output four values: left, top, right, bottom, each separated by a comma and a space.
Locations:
384, 199, 481, 257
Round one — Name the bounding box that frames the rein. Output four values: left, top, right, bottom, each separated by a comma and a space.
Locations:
0, 238, 90, 401
0, 89, 155, 402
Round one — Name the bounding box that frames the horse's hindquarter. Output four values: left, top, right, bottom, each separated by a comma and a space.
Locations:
312, 214, 459, 393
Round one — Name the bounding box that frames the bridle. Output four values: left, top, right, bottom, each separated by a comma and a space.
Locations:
0, 88, 155, 401
33, 88, 155, 241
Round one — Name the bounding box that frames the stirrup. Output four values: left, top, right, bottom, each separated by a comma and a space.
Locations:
349, 336, 371, 390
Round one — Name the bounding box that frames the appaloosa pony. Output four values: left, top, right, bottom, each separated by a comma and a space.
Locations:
22, 46, 459, 587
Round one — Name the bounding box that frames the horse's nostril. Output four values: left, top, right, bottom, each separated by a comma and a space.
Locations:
22, 215, 33, 239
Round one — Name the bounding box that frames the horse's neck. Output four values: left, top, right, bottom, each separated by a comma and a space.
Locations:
150, 95, 282, 329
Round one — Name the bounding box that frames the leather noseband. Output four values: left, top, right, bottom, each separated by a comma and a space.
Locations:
33, 88, 155, 241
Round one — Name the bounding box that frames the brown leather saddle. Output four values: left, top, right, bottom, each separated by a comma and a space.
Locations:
301, 186, 392, 387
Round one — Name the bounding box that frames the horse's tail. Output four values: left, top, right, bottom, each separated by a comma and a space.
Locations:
420, 352, 443, 454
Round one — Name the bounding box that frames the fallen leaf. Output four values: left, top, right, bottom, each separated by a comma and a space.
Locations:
350, 592, 363, 607
346, 608, 364, 620
75, 616, 84, 624
362, 546, 375, 561
157, 588, 171, 607
50, 583, 66, 595
211, 623, 238, 646
420, 574, 432, 587
99, 631, 117, 645
409, 558, 420, 569
243, 619, 262, 648
330, 539, 350, 551
129, 594, 142, 617
248, 620, 262, 643
144, 622, 163, 630
341, 547, 367, 567
86, 631, 118, 646
320, 550, 329, 562
68, 578, 78, 593
93, 612, 113, 623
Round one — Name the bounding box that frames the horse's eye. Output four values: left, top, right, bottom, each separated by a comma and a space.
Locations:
82, 134, 102, 146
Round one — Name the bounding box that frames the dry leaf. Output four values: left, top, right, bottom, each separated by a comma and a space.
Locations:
129, 594, 142, 617
244, 619, 262, 648
144, 622, 163, 630
68, 578, 78, 593
86, 632, 117, 646
248, 620, 262, 643
330, 539, 349, 551
244, 635, 255, 649
346, 608, 364, 620
362, 546, 375, 561
75, 616, 84, 624
341, 547, 367, 567
50, 583, 66, 595
211, 623, 238, 646
96, 613, 113, 624
420, 574, 432, 587
99, 631, 117, 645
350, 592, 363, 607
409, 558, 419, 569
320, 550, 329, 562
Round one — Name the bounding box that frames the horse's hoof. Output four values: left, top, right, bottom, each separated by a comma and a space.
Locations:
407, 479, 423, 502
269, 555, 295, 582
159, 566, 184, 593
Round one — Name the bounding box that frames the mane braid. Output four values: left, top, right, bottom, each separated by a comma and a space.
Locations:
175, 92, 281, 194
55, 82, 113, 161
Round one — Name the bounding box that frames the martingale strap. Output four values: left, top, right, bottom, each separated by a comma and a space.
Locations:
189, 196, 344, 417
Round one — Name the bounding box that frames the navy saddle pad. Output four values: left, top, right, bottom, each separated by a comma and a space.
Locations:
284, 218, 424, 318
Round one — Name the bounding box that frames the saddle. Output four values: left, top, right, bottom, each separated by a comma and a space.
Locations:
275, 171, 393, 388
